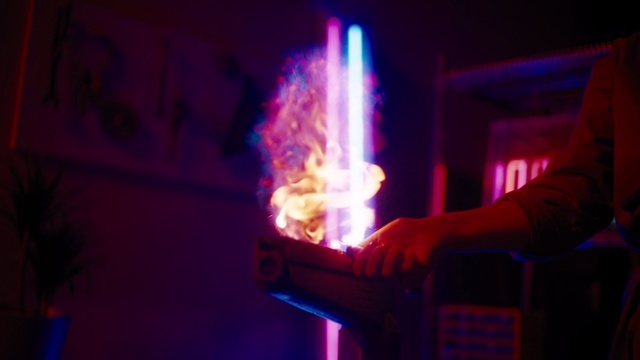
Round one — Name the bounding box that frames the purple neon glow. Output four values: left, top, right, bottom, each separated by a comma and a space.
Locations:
325, 18, 342, 360
326, 17, 341, 249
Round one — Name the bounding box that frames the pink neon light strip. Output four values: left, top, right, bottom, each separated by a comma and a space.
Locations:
326, 321, 339, 360
505, 159, 528, 193
326, 17, 341, 246
10, 0, 35, 150
492, 162, 505, 202
325, 17, 341, 360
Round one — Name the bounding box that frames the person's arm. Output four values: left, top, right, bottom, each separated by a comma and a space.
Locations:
355, 39, 620, 278
353, 200, 530, 277
502, 42, 616, 260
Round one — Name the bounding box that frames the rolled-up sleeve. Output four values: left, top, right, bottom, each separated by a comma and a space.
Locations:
499, 45, 617, 261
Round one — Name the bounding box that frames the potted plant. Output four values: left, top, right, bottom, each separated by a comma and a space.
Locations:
0, 153, 88, 360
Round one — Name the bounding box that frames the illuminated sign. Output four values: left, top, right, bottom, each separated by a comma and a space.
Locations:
483, 114, 576, 206
492, 157, 550, 201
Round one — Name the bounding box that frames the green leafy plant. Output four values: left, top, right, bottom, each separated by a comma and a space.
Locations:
1, 154, 87, 317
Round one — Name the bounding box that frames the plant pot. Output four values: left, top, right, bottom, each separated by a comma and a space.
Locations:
0, 313, 70, 360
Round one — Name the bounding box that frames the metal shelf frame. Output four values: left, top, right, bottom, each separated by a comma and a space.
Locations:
424, 42, 619, 360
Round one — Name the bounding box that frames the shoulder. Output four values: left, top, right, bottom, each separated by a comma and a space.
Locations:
611, 32, 640, 57
591, 32, 640, 76
608, 32, 640, 78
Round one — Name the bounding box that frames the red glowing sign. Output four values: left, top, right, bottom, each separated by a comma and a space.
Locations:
483, 114, 576, 205
491, 157, 550, 201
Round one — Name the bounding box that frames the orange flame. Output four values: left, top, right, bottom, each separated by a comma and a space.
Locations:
257, 50, 384, 245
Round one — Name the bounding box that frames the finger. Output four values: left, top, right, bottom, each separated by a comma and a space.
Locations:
360, 230, 382, 248
382, 246, 404, 278
401, 248, 418, 272
365, 244, 390, 278
353, 241, 377, 276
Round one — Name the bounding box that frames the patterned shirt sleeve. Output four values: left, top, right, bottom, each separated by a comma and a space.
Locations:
499, 42, 618, 261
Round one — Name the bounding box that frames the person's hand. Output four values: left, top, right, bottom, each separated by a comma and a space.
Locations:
352, 217, 448, 278
352, 202, 531, 279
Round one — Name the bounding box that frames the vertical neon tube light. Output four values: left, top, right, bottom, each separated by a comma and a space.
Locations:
326, 17, 341, 249
325, 21, 372, 360
347, 25, 365, 246
325, 18, 341, 360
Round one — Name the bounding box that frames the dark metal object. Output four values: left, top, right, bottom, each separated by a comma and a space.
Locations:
255, 236, 393, 328
254, 236, 404, 360
443, 42, 612, 112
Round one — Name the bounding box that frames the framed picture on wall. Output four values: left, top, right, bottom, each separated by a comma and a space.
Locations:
14, 2, 261, 194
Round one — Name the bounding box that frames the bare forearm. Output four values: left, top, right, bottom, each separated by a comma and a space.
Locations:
432, 200, 531, 254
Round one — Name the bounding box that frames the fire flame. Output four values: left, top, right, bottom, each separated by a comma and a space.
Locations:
256, 49, 384, 246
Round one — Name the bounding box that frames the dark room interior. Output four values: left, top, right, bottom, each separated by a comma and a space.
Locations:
2, 0, 640, 359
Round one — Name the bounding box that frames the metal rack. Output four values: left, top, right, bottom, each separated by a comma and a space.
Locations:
426, 41, 621, 360
442, 41, 612, 111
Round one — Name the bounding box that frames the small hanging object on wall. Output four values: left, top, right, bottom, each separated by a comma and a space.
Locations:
99, 100, 140, 142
